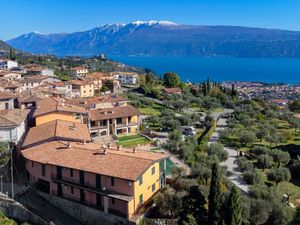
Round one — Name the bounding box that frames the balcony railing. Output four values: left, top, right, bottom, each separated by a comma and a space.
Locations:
51, 173, 132, 201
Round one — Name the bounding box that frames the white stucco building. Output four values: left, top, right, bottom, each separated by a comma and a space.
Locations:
0, 109, 29, 145
113, 72, 138, 85
0, 59, 18, 69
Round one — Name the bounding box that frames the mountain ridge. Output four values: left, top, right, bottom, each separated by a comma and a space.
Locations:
7, 21, 300, 57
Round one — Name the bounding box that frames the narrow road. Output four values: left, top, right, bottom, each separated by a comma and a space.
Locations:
209, 109, 249, 194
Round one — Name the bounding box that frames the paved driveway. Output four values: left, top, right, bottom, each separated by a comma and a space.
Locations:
209, 109, 249, 194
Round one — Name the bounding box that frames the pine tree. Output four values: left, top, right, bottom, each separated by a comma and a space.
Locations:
225, 186, 242, 225
208, 163, 222, 225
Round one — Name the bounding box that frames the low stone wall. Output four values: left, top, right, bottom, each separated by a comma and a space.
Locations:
0, 194, 50, 225
38, 192, 137, 225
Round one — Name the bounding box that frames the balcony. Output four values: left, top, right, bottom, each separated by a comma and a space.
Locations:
51, 173, 133, 202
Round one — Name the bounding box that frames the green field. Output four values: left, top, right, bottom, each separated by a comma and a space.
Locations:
118, 134, 151, 148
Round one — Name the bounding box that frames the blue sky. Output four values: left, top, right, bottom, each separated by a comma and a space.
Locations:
1, 0, 300, 40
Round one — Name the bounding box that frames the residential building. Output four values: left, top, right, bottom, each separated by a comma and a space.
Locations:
0, 70, 22, 80
20, 75, 59, 91
27, 67, 55, 77
0, 109, 29, 145
68, 80, 94, 98
22, 141, 169, 220
0, 80, 20, 93
89, 105, 140, 137
0, 92, 15, 110
163, 87, 182, 95
34, 97, 87, 126
23, 120, 91, 149
70, 67, 89, 78
0, 59, 18, 69
65, 94, 129, 110
113, 72, 138, 85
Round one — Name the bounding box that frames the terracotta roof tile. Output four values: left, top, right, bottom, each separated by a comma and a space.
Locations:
89, 105, 140, 121
34, 97, 87, 117
0, 109, 29, 127
22, 141, 169, 181
23, 120, 91, 148
0, 91, 14, 100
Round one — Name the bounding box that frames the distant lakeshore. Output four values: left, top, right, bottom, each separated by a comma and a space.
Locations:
111, 55, 300, 85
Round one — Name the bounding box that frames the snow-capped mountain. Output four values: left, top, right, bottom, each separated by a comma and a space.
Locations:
7, 21, 300, 57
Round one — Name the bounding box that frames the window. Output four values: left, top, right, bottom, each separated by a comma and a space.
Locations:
139, 194, 143, 205
138, 176, 143, 185
152, 183, 156, 192
32, 161, 34, 167
111, 177, 115, 186
70, 169, 73, 177
111, 198, 115, 205
151, 166, 155, 175
42, 164, 46, 177
71, 186, 74, 194
116, 117, 122, 125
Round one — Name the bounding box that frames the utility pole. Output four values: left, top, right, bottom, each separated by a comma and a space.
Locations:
10, 143, 14, 199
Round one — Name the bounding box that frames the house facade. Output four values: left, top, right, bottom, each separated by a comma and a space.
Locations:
113, 72, 139, 85
68, 80, 95, 98
34, 97, 87, 126
0, 109, 29, 145
0, 59, 18, 69
22, 141, 169, 220
70, 67, 89, 78
0, 92, 15, 110
89, 105, 140, 137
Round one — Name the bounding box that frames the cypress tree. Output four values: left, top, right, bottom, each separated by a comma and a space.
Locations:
226, 186, 242, 225
208, 163, 222, 225
207, 77, 210, 93
231, 84, 235, 97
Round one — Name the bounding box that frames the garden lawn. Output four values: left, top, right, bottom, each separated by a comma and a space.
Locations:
138, 103, 168, 116
118, 134, 151, 148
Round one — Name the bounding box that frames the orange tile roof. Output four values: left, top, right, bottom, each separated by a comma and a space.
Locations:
34, 97, 87, 117
89, 105, 140, 121
68, 80, 91, 86
22, 141, 169, 181
23, 120, 91, 148
0, 109, 29, 127
0, 91, 14, 100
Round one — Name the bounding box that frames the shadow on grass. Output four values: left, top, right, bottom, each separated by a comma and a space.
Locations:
274, 144, 300, 159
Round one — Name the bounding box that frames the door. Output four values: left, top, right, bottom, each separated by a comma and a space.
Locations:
80, 189, 85, 203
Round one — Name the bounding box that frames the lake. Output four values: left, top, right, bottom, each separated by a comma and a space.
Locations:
110, 56, 300, 84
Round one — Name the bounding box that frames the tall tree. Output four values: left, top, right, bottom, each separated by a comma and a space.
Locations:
179, 186, 207, 225
163, 72, 180, 88
9, 47, 16, 60
225, 186, 242, 225
208, 163, 222, 225
207, 77, 210, 93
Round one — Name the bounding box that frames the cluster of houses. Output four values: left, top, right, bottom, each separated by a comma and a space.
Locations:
0, 59, 169, 224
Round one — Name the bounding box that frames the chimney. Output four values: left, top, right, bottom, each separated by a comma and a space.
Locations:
117, 144, 122, 151
82, 140, 86, 145
67, 142, 72, 148
107, 143, 111, 149
133, 147, 136, 154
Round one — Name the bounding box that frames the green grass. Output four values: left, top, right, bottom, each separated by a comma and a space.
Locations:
118, 134, 151, 148
138, 103, 168, 116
